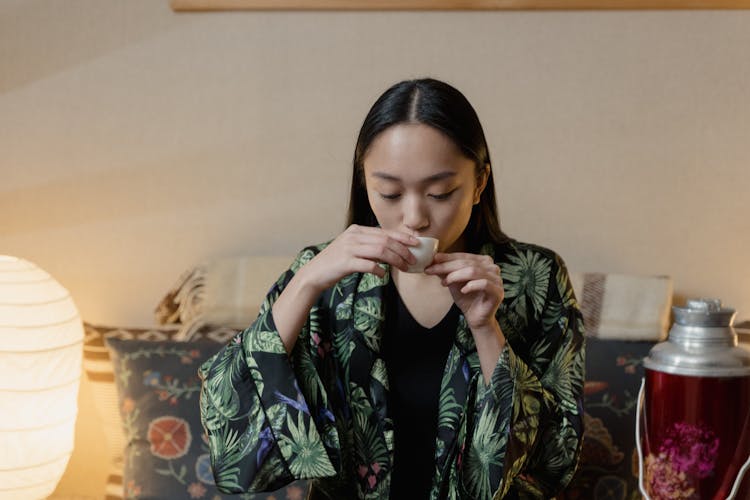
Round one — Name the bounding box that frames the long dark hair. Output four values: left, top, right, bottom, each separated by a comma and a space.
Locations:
346, 78, 509, 251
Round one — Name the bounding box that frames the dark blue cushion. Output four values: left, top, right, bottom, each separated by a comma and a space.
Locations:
106, 337, 309, 500
561, 337, 655, 500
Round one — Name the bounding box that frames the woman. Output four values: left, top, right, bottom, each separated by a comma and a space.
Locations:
199, 78, 585, 500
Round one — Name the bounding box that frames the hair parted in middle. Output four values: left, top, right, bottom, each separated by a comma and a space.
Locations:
346, 78, 509, 251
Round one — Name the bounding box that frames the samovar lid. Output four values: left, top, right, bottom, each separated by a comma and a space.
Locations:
644, 298, 750, 377
672, 298, 737, 327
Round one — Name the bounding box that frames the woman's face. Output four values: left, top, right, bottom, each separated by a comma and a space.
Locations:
363, 123, 488, 253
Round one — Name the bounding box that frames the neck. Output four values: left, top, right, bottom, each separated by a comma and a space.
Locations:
391, 268, 441, 287
443, 234, 466, 254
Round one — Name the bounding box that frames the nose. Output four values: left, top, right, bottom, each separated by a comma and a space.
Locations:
402, 195, 429, 233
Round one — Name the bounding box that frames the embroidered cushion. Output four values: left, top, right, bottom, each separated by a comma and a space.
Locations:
106, 337, 309, 500
83, 323, 238, 499
561, 337, 655, 499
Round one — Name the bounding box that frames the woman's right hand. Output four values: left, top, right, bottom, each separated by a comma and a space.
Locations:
272, 225, 416, 353
298, 225, 419, 294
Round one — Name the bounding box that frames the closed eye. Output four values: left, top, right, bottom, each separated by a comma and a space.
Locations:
379, 193, 401, 200
429, 188, 457, 200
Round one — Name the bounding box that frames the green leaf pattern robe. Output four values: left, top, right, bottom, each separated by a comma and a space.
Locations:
198, 240, 585, 499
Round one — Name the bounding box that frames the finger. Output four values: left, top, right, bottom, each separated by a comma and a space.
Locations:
351, 257, 386, 278
440, 265, 503, 288
353, 235, 417, 266
424, 258, 472, 276
353, 243, 413, 271
440, 266, 486, 286
459, 279, 504, 298
351, 230, 418, 265
427, 257, 494, 277
428, 252, 495, 268
431, 252, 471, 263
356, 226, 419, 246
383, 229, 420, 246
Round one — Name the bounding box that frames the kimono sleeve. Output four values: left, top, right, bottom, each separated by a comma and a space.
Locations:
197, 247, 341, 494
506, 253, 585, 497
449, 252, 585, 499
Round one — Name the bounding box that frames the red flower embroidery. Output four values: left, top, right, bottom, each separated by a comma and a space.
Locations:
148, 416, 192, 459
584, 380, 609, 395
122, 397, 135, 414
285, 484, 305, 500
187, 481, 206, 498
126, 479, 142, 497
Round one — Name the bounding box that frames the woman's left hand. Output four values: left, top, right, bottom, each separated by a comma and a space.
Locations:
424, 252, 504, 332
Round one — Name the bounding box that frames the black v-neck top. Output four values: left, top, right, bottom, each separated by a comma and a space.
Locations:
382, 280, 460, 500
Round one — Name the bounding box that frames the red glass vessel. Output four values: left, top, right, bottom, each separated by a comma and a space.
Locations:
639, 299, 750, 500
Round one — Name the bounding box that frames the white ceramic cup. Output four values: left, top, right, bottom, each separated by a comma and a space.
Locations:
406, 236, 439, 273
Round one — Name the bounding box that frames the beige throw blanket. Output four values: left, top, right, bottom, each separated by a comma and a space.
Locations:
154, 267, 205, 325
155, 256, 293, 340
568, 272, 673, 341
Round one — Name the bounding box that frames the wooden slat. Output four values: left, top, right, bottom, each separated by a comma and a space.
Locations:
171, 0, 750, 11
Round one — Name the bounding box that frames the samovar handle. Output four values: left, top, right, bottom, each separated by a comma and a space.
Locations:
726, 455, 750, 499
635, 378, 651, 500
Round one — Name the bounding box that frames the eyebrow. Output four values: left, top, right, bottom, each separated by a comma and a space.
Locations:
370, 171, 457, 183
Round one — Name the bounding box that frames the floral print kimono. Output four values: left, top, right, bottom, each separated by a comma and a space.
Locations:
199, 240, 585, 499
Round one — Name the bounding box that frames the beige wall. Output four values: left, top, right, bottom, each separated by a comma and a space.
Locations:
2, 1, 750, 496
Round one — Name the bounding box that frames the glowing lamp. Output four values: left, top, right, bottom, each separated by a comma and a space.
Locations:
0, 256, 83, 499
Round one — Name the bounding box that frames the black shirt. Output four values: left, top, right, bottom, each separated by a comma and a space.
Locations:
382, 280, 459, 500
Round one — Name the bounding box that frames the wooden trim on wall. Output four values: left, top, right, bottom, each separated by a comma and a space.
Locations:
170, 0, 750, 10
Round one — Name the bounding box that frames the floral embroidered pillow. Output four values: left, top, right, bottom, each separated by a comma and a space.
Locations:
561, 337, 656, 499
106, 338, 309, 500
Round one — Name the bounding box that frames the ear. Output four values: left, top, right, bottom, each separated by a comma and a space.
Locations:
473, 164, 490, 205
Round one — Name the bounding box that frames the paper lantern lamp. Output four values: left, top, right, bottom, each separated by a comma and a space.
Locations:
0, 256, 83, 499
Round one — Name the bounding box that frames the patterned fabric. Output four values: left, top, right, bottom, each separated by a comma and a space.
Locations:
560, 337, 656, 500
154, 267, 204, 325
83, 323, 239, 499
199, 240, 586, 499
153, 256, 295, 340
106, 338, 309, 500
580, 273, 606, 334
